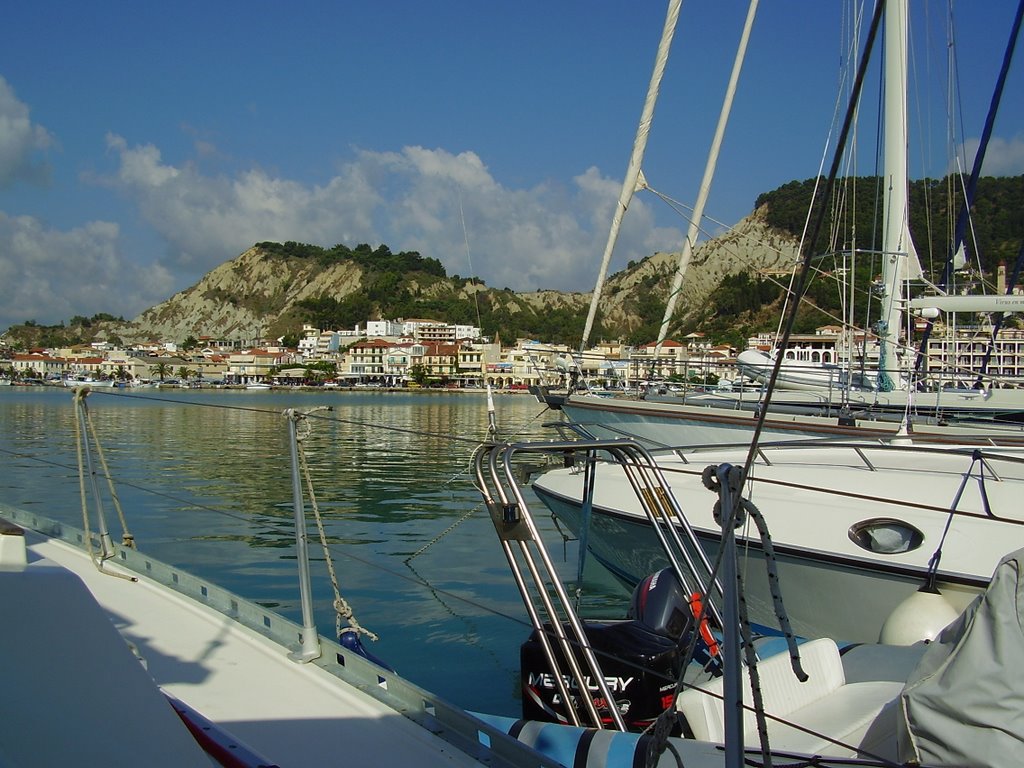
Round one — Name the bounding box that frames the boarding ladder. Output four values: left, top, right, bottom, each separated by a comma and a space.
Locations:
473, 436, 726, 731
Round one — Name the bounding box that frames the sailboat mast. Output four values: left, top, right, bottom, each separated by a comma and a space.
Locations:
579, 0, 682, 352
877, 0, 922, 391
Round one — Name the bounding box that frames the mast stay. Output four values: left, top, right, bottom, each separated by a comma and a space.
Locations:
579, 0, 682, 352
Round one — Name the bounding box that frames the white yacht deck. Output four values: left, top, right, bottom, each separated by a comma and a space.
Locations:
2, 511, 545, 768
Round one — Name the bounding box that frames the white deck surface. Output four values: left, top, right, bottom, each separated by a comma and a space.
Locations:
21, 533, 490, 767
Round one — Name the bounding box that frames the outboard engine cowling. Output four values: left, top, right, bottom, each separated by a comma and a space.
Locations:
628, 568, 693, 640
520, 568, 694, 731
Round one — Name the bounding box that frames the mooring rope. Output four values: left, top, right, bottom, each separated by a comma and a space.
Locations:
643, 462, 896, 768
639, 463, 808, 768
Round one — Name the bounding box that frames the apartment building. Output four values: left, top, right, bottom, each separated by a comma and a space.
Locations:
345, 338, 390, 379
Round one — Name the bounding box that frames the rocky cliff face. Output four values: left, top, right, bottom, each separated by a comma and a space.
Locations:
593, 208, 800, 331
120, 248, 365, 342
111, 208, 800, 343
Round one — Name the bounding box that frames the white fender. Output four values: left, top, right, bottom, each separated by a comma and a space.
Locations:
879, 588, 960, 645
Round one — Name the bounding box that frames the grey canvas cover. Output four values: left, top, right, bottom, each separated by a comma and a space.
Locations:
898, 548, 1024, 766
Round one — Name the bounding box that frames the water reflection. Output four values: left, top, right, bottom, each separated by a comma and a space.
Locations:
0, 386, 629, 716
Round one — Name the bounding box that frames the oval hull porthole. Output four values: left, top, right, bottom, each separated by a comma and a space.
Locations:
849, 518, 924, 554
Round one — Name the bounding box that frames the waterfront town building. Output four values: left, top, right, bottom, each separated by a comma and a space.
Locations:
223, 349, 290, 385
419, 343, 460, 381
384, 342, 422, 385
629, 339, 688, 381
457, 341, 502, 387
365, 320, 405, 338
344, 338, 390, 381
11, 353, 69, 380
921, 326, 1024, 386
4, 313, 1024, 391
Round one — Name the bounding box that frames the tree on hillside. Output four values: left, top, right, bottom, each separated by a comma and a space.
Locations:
296, 294, 373, 331
756, 174, 1024, 279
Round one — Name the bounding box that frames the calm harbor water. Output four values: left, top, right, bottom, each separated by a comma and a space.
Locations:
0, 385, 629, 717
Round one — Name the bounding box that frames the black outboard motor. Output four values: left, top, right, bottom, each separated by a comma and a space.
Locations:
628, 567, 693, 639
520, 568, 694, 731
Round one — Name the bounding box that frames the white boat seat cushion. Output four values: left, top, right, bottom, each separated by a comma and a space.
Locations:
676, 637, 902, 758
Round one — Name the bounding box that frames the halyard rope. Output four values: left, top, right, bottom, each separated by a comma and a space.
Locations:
293, 408, 378, 642
72, 386, 137, 569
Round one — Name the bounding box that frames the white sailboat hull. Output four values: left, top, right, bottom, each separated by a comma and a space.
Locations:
732, 349, 1024, 422
531, 442, 1024, 643
556, 391, 1024, 450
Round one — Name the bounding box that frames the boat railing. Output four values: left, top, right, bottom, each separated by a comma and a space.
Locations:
472, 436, 726, 731
3, 501, 562, 768
631, 431, 1024, 469
545, 414, 1024, 487
540, 426, 1024, 531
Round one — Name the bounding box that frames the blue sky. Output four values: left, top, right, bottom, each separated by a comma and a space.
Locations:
2, 1, 1022, 330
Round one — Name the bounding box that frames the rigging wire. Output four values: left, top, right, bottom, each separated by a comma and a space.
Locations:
740, 1, 885, 478
913, 0, 1024, 380
615, 167, 1019, 389
458, 188, 485, 335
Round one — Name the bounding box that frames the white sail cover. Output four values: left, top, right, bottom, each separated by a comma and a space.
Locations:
907, 294, 1024, 313
898, 548, 1024, 766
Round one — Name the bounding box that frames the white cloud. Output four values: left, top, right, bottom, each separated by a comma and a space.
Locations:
0, 76, 53, 187
0, 133, 681, 329
981, 135, 1024, 176
0, 212, 174, 329
958, 134, 1024, 177
100, 137, 682, 293
102, 133, 382, 270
